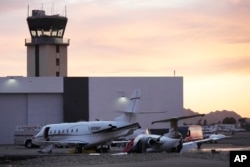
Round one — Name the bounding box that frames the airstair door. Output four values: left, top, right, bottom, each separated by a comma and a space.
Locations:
44, 127, 50, 141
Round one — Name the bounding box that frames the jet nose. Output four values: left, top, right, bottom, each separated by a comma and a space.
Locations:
31, 136, 40, 146
31, 137, 36, 144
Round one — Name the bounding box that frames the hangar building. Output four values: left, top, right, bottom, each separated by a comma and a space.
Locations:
0, 76, 183, 144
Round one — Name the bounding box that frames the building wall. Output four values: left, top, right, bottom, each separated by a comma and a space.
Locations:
0, 93, 63, 144
0, 76, 183, 144
27, 45, 67, 77
0, 94, 27, 144
63, 77, 89, 122
39, 45, 54, 76
27, 46, 36, 76
58, 46, 67, 76
0, 77, 63, 93
88, 77, 183, 129
27, 94, 63, 124
0, 77, 64, 144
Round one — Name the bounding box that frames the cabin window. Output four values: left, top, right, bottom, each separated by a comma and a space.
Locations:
54, 130, 56, 134
71, 129, 73, 133
76, 129, 78, 133
62, 130, 64, 133
66, 129, 69, 133
58, 130, 60, 134
91, 126, 101, 131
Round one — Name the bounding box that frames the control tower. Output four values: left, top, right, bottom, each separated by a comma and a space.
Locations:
25, 10, 69, 77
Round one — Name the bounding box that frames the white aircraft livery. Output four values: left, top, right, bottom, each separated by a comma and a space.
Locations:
32, 89, 142, 153
125, 114, 226, 153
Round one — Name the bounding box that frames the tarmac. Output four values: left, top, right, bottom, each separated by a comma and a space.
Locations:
1, 132, 250, 167
80, 158, 229, 167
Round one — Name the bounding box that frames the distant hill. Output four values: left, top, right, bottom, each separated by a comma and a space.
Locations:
183, 108, 242, 125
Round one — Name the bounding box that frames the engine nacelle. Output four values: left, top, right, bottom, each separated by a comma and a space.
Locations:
147, 137, 159, 146
127, 136, 161, 153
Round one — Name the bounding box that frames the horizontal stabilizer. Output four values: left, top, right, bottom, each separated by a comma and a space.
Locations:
152, 114, 205, 124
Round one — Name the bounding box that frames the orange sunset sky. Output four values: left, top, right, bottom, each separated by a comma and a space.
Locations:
0, 0, 249, 117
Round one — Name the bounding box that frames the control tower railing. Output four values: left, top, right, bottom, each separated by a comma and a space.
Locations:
25, 38, 70, 46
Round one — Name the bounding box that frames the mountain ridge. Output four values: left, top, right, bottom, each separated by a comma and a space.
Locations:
183, 108, 242, 125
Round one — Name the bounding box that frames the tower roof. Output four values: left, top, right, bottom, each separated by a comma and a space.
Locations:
27, 10, 67, 38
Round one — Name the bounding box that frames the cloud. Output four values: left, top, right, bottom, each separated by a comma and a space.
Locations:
0, 0, 24, 13
215, 56, 250, 74
1, 0, 250, 77
175, 56, 250, 77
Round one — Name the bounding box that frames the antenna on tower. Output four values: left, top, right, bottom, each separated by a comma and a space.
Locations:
65, 5, 67, 17
51, 3, 54, 15
27, 5, 29, 17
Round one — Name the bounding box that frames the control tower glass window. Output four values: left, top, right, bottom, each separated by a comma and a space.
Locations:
37, 30, 42, 37
58, 29, 64, 37
30, 28, 64, 38
27, 10, 67, 39
52, 30, 57, 36
31, 30, 36, 36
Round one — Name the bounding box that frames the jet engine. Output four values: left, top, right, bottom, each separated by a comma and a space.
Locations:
128, 136, 159, 153
147, 137, 160, 146
169, 137, 183, 153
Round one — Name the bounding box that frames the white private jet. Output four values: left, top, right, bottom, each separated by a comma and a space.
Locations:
32, 89, 142, 153
126, 114, 226, 153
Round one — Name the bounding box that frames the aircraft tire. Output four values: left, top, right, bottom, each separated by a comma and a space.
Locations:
176, 139, 183, 153
197, 143, 202, 149
138, 140, 146, 153
75, 147, 83, 154
25, 139, 33, 148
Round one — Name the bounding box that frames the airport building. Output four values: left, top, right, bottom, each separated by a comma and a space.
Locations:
0, 77, 183, 144
0, 9, 184, 144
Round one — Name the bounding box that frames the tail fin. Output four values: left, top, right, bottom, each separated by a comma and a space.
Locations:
115, 89, 141, 122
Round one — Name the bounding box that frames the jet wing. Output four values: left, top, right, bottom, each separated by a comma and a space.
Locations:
38, 140, 89, 147
111, 140, 130, 144
181, 134, 228, 153
152, 114, 205, 124
93, 122, 140, 134
181, 141, 198, 153
191, 133, 228, 144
